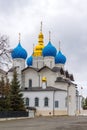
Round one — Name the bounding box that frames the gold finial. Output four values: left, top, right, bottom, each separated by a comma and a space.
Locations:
40, 21, 42, 32
59, 40, 61, 51
42, 77, 47, 82
49, 31, 51, 41
19, 33, 21, 42
33, 22, 44, 57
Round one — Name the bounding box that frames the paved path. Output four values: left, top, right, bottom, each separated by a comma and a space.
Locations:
0, 116, 87, 130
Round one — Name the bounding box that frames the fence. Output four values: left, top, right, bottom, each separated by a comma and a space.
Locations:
0, 111, 28, 118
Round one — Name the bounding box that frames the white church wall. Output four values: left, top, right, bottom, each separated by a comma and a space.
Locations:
39, 68, 56, 87
68, 84, 77, 115
54, 91, 67, 110
33, 56, 44, 69
44, 56, 55, 68
13, 58, 25, 73
23, 91, 53, 109
23, 90, 67, 116
23, 68, 39, 88
55, 82, 68, 90
54, 82, 77, 115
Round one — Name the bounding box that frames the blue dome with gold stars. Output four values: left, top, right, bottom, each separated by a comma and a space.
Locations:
42, 41, 57, 57
11, 43, 27, 59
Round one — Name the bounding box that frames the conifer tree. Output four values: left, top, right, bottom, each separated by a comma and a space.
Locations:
10, 69, 25, 111
0, 76, 5, 110
4, 78, 11, 110
0, 76, 11, 111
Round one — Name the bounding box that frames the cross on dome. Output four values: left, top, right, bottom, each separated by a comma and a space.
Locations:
19, 33, 21, 43
59, 40, 61, 51
40, 21, 42, 32
49, 31, 51, 42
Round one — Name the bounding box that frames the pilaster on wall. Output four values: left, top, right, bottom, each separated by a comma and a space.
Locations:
33, 56, 44, 69
44, 56, 55, 68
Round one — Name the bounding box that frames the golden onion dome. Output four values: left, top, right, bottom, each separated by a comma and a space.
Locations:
33, 22, 44, 57
42, 77, 47, 82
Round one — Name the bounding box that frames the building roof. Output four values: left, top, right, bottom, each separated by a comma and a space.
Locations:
8, 67, 16, 72
38, 66, 62, 73
22, 65, 74, 82
52, 67, 61, 72
21, 86, 66, 92
55, 77, 71, 84
22, 66, 39, 72
38, 66, 51, 72
55, 77, 77, 86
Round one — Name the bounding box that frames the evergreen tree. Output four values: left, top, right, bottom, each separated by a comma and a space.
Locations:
0, 76, 5, 111
82, 97, 87, 109
0, 76, 11, 111
4, 78, 11, 110
10, 69, 25, 111
85, 97, 87, 106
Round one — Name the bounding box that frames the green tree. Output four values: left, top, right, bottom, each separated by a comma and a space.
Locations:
82, 97, 87, 109
0, 76, 5, 111
0, 76, 10, 111
4, 78, 11, 110
10, 69, 25, 111
85, 97, 87, 106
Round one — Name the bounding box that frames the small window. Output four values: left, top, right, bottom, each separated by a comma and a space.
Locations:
44, 97, 49, 107
55, 101, 59, 108
29, 79, 32, 88
65, 97, 67, 107
50, 61, 52, 68
35, 97, 39, 107
24, 97, 29, 106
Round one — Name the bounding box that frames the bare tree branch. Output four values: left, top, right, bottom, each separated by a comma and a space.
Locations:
0, 34, 12, 70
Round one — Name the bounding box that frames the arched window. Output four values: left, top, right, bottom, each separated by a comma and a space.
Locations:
29, 79, 32, 88
35, 97, 39, 107
24, 97, 29, 106
55, 101, 59, 108
65, 97, 67, 107
44, 97, 49, 107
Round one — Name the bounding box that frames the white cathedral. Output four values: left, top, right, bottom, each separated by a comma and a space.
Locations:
0, 23, 82, 116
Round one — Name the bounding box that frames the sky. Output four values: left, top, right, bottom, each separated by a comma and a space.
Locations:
0, 0, 87, 97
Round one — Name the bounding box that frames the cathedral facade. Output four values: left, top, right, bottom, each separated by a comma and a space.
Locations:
6, 23, 81, 116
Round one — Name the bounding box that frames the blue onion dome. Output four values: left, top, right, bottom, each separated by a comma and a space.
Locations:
42, 41, 57, 57
27, 55, 33, 66
11, 43, 27, 59
55, 50, 66, 64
